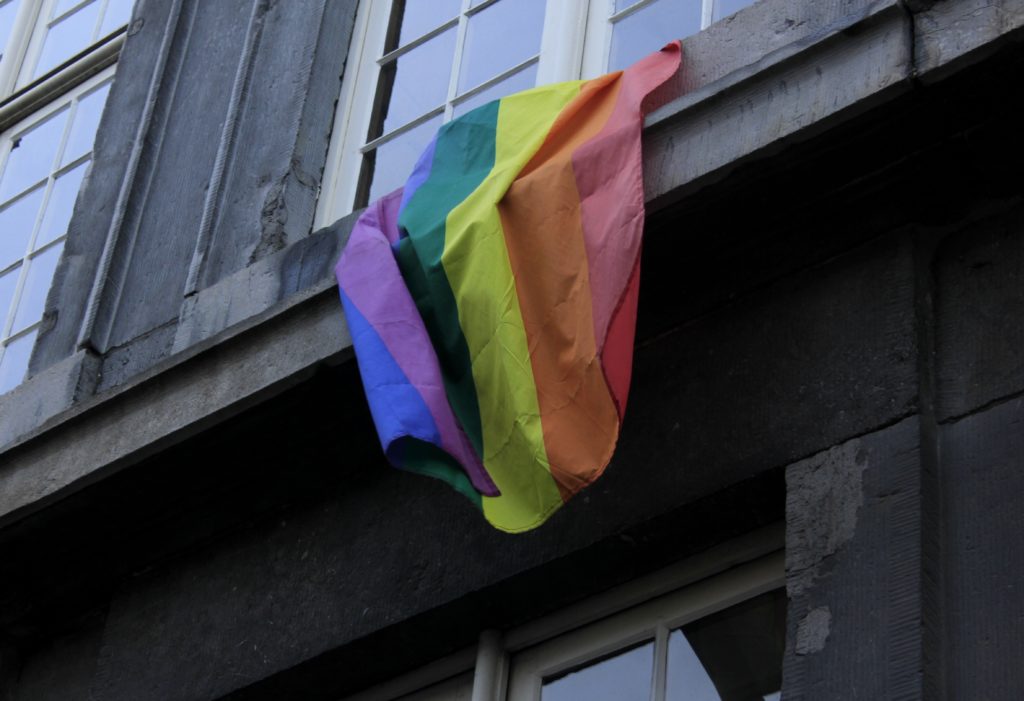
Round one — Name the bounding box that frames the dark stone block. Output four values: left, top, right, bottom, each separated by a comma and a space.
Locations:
95, 321, 177, 393
200, 0, 356, 286
941, 397, 1024, 700
30, 0, 179, 372
105, 0, 263, 349
621, 233, 918, 515
935, 211, 1024, 420
783, 417, 923, 700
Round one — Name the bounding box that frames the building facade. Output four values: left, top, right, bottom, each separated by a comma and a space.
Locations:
1, 0, 1023, 698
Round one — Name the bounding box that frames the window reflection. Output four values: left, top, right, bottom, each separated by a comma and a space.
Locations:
34, 0, 103, 79
376, 27, 455, 137
63, 81, 111, 166
100, 0, 134, 37
0, 108, 68, 201
453, 63, 537, 118
0, 72, 116, 394
542, 641, 655, 701
11, 241, 62, 333
366, 114, 443, 203
458, 0, 545, 94
36, 161, 88, 249
609, 0, 702, 71
361, 0, 549, 206
0, 266, 17, 329
666, 589, 785, 701
0, 327, 35, 393
0, 186, 44, 268
395, 0, 460, 46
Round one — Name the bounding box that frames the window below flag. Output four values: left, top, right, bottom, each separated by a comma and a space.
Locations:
316, 0, 757, 226
508, 553, 784, 701
340, 534, 784, 701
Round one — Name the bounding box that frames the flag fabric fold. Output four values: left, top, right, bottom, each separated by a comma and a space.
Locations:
336, 43, 682, 532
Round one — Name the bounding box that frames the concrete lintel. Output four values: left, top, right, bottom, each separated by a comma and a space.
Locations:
0, 290, 351, 527
172, 212, 357, 354
914, 0, 1024, 82
645, 0, 913, 209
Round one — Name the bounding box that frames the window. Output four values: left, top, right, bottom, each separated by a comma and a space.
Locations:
316, 0, 756, 226
342, 531, 784, 701
507, 553, 783, 701
0, 0, 132, 393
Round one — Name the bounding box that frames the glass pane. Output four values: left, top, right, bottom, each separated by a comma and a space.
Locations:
366, 114, 442, 203
666, 589, 785, 701
452, 62, 537, 117
0, 0, 20, 61
99, 0, 133, 36
396, 0, 460, 46
542, 641, 654, 701
459, 0, 545, 93
665, 629, 725, 700
609, 0, 701, 71
614, 0, 645, 11
33, 1, 101, 79
36, 160, 87, 249
0, 328, 36, 394
0, 185, 44, 268
0, 108, 69, 201
62, 81, 110, 166
0, 264, 18, 329
53, 0, 88, 17
11, 242, 62, 332
378, 27, 455, 136
713, 0, 754, 22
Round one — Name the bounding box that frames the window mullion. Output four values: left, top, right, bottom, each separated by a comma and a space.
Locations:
14, 0, 55, 89
452, 55, 538, 108
444, 0, 473, 122
360, 105, 445, 153
377, 17, 459, 67
1, 259, 28, 339
90, 0, 109, 42
0, 0, 43, 96
650, 623, 669, 701
471, 629, 509, 701
607, 0, 659, 23
579, 0, 613, 80
701, 0, 714, 29
538, 0, 591, 83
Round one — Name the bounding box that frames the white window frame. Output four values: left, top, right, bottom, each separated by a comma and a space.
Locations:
340, 526, 783, 701
580, 0, 750, 77
0, 0, 130, 393
316, 0, 757, 227
0, 0, 127, 128
506, 552, 782, 701
0, 66, 114, 381
315, 0, 589, 228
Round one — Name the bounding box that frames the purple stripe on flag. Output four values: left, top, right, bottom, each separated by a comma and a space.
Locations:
337, 190, 498, 496
340, 287, 441, 451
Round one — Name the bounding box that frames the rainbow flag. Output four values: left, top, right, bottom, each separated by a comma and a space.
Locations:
337, 43, 681, 532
